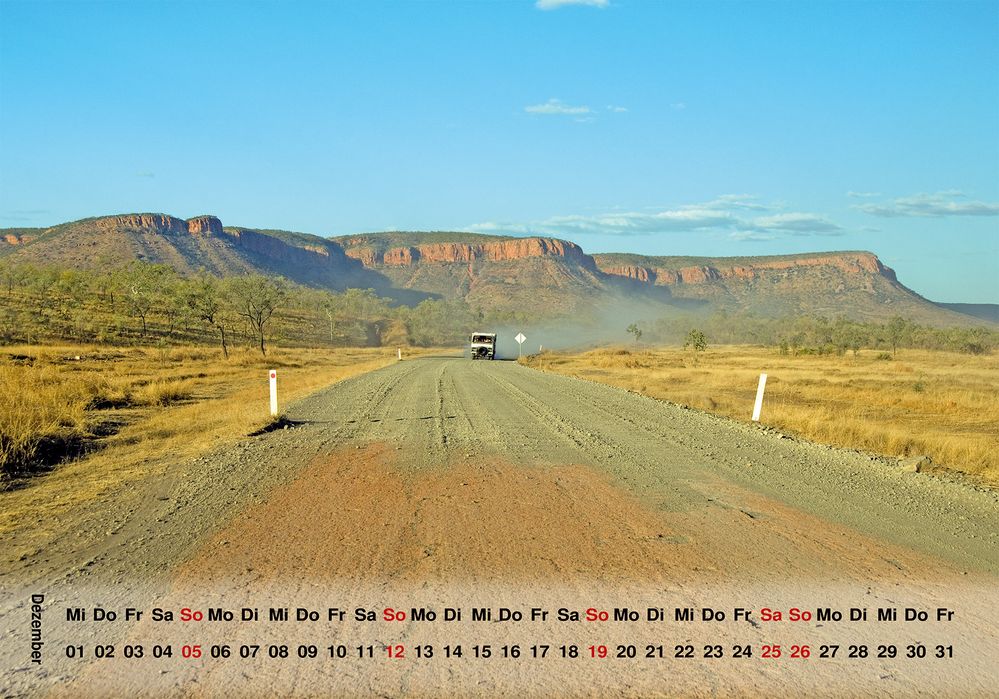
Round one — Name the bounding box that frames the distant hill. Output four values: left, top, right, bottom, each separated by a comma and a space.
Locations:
0, 213, 381, 291
1, 213, 988, 326
590, 250, 969, 325
333, 232, 612, 315
936, 303, 999, 324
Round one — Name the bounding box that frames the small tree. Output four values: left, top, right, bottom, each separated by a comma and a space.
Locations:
626, 323, 643, 343
121, 263, 170, 337
684, 328, 707, 352
885, 316, 910, 356
0, 262, 29, 296
226, 275, 287, 356
322, 298, 337, 344
185, 275, 234, 357
51, 270, 88, 321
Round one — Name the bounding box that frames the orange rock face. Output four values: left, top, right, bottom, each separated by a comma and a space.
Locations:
603, 265, 657, 283
96, 214, 187, 234
724, 266, 758, 281
345, 248, 379, 266
186, 215, 223, 236
93, 213, 226, 237
3, 234, 34, 245
598, 252, 895, 285
383, 247, 420, 265
350, 238, 595, 268
677, 266, 722, 284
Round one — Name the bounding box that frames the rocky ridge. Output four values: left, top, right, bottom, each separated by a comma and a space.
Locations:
93, 213, 226, 236
0, 214, 984, 325
341, 237, 594, 268
595, 251, 898, 286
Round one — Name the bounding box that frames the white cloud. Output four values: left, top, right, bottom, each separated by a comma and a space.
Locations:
525, 98, 592, 115
846, 190, 881, 198
701, 194, 769, 211
606, 105, 628, 113
536, 0, 608, 9
670, 102, 687, 110
751, 213, 842, 234
469, 197, 845, 238
730, 231, 779, 242
855, 191, 999, 217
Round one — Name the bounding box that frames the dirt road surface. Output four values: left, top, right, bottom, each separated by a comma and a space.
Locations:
3, 357, 998, 697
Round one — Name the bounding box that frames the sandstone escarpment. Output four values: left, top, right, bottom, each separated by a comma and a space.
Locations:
604, 265, 656, 283
186, 215, 223, 235
343, 247, 378, 266
345, 237, 596, 269
0, 217, 974, 327
598, 252, 896, 286
96, 213, 188, 235
92, 213, 226, 238
2, 213, 370, 289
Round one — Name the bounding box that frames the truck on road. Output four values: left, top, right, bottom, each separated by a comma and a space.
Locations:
469, 332, 497, 360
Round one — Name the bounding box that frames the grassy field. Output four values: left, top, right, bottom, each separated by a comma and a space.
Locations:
520, 345, 999, 486
0, 344, 429, 535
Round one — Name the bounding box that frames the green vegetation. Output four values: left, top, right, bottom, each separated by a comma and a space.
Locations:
684, 329, 708, 352
1, 256, 995, 486
0, 260, 506, 351
632, 311, 998, 357
226, 275, 288, 356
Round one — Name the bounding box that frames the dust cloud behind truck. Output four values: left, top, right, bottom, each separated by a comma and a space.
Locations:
469, 333, 497, 360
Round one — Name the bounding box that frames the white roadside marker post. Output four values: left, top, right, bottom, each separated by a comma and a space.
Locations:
269, 369, 278, 418
752, 372, 767, 422
397, 348, 402, 360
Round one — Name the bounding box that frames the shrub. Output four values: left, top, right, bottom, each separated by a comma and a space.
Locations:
684, 329, 708, 352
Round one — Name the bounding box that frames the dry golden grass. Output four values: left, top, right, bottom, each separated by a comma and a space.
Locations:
521, 345, 999, 486
0, 364, 90, 472
0, 344, 439, 534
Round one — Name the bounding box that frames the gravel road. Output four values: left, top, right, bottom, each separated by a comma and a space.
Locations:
3, 357, 997, 697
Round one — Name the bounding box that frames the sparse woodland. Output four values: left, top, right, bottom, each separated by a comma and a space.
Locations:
1, 259, 996, 484
1, 260, 995, 356
633, 311, 997, 356
0, 260, 492, 353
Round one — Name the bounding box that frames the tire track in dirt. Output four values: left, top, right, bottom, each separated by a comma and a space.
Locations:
56, 442, 998, 697
5, 357, 998, 698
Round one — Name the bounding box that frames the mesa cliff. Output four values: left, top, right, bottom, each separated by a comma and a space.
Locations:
94, 213, 225, 236
334, 234, 604, 312
0, 213, 376, 291
595, 251, 898, 286
0, 214, 981, 325
342, 237, 594, 268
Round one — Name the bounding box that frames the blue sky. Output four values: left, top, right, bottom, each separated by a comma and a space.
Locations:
1, 0, 997, 302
